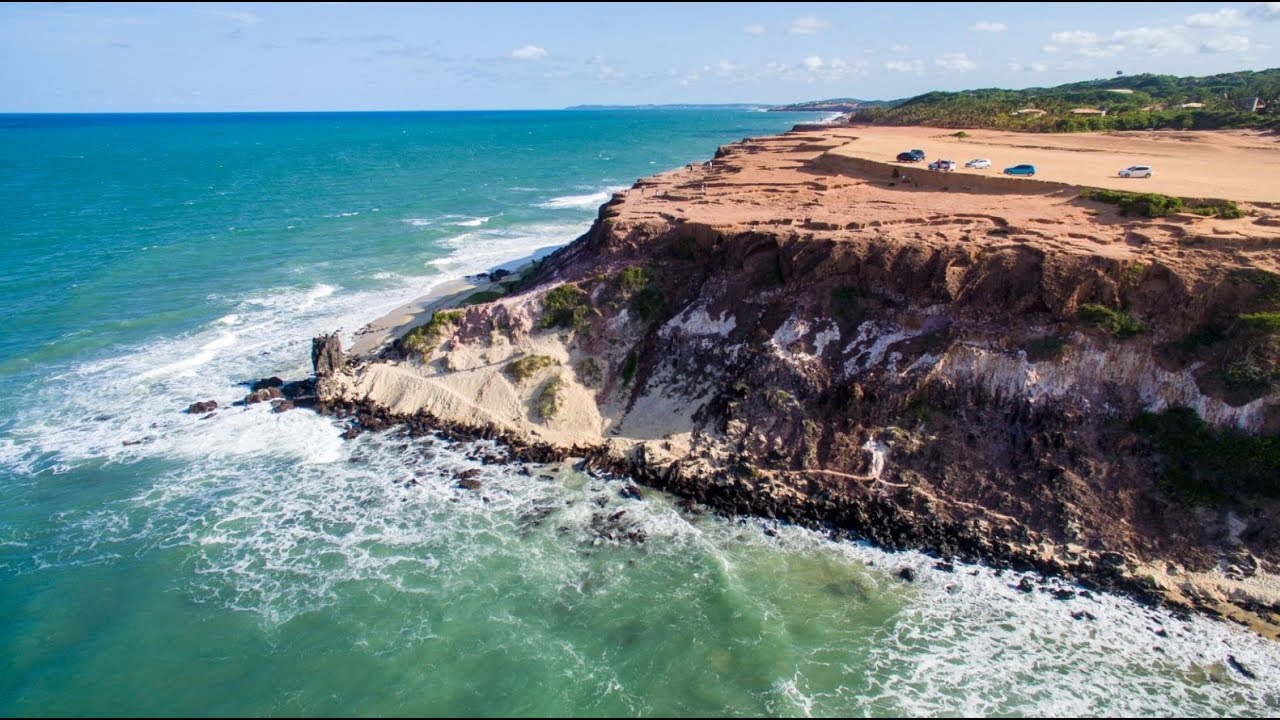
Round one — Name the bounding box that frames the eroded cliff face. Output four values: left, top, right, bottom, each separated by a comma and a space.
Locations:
319, 127, 1280, 635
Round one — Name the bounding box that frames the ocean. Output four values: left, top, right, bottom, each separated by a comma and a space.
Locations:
0, 109, 1276, 716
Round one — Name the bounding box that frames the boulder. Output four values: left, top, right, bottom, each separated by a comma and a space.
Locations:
250, 376, 284, 392
271, 400, 296, 413
897, 567, 916, 582
186, 400, 218, 414
245, 387, 284, 404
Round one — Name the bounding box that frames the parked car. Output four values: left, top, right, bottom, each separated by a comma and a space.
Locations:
965, 158, 991, 169
1119, 165, 1153, 178
909, 149, 926, 160
1003, 164, 1036, 176
928, 159, 956, 171
896, 149, 926, 162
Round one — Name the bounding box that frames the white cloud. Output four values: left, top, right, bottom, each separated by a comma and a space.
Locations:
1200, 34, 1252, 52
935, 52, 978, 71
1112, 26, 1190, 54
1250, 2, 1280, 20
803, 56, 824, 70
884, 59, 924, 73
1051, 30, 1099, 45
969, 21, 1007, 32
716, 60, 742, 74
890, 44, 910, 53
1009, 61, 1049, 72
789, 16, 831, 35
200, 9, 261, 26
744, 24, 766, 35
1185, 8, 1247, 27
1048, 26, 1192, 58
510, 45, 547, 60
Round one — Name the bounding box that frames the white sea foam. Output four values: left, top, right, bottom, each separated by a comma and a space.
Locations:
536, 187, 626, 210
453, 216, 493, 227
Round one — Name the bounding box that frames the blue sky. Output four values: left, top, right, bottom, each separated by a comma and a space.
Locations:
2, 2, 1278, 112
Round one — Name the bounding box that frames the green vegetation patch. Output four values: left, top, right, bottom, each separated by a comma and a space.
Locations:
400, 309, 464, 355
540, 284, 591, 330
1025, 335, 1069, 362
462, 289, 505, 306
616, 265, 651, 293
1080, 188, 1182, 218
1238, 311, 1280, 335
1133, 407, 1280, 504
1228, 268, 1280, 306
505, 354, 557, 384
1081, 189, 1246, 219
629, 286, 667, 324
764, 388, 794, 410
620, 350, 639, 385
1078, 303, 1143, 337
537, 375, 567, 420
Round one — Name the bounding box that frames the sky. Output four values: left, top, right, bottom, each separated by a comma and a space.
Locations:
2, 1, 1278, 112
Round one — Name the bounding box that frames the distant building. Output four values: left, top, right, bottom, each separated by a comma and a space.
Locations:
1107, 88, 1135, 94
1070, 108, 1107, 115
1013, 108, 1047, 116
1178, 102, 1206, 109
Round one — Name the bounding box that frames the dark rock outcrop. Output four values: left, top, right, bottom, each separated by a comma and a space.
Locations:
251, 376, 284, 392
186, 400, 218, 414
245, 387, 283, 404
312, 333, 344, 377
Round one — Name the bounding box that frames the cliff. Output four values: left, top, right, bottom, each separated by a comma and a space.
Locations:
318, 126, 1280, 636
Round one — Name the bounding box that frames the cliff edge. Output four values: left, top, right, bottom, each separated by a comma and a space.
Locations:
319, 126, 1280, 636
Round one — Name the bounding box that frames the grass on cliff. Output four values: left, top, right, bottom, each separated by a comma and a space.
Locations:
462, 289, 505, 306
1079, 188, 1244, 219
1134, 407, 1280, 505
1078, 303, 1143, 337
505, 354, 557, 384
612, 265, 667, 325
540, 284, 591, 331
537, 375, 567, 420
400, 309, 464, 356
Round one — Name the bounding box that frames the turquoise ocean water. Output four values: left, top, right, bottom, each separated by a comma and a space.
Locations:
0, 110, 1277, 716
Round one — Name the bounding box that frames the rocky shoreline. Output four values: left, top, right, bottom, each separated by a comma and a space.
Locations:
283, 125, 1280, 637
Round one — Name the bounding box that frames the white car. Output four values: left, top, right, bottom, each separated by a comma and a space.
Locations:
965, 158, 991, 169
1119, 165, 1153, 178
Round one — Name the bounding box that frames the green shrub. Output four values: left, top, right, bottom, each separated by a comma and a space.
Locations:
953, 131, 970, 139
1238, 311, 1280, 335
400, 309, 464, 355
504, 354, 556, 384
620, 350, 639, 385
537, 376, 567, 420
540, 284, 591, 330
1080, 188, 1183, 218
1133, 407, 1280, 504
1188, 200, 1245, 219
462, 289, 505, 306
1078, 303, 1143, 337
617, 265, 651, 293
832, 285, 877, 325
630, 286, 666, 324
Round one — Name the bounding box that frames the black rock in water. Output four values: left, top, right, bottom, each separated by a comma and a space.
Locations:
250, 376, 284, 392
897, 567, 916, 582
186, 400, 218, 414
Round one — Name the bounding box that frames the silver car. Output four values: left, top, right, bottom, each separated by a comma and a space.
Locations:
965, 158, 991, 169
1119, 165, 1153, 178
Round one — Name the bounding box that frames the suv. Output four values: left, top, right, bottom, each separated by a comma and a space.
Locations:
1003, 164, 1036, 176
896, 149, 926, 162
1119, 165, 1153, 178
928, 159, 956, 171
